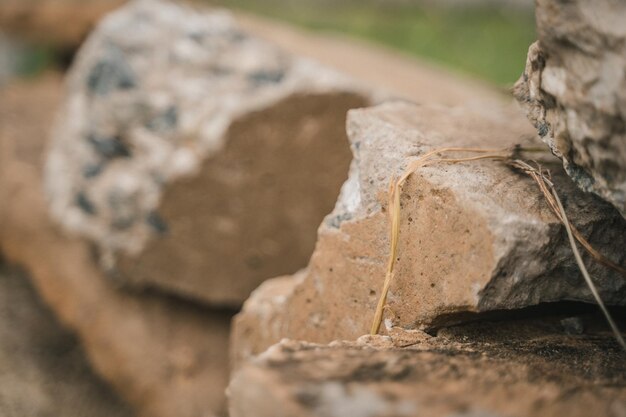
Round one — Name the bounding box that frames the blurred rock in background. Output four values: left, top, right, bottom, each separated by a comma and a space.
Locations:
1, 72, 231, 417
0, 0, 125, 51
45, 0, 373, 306
0, 262, 134, 417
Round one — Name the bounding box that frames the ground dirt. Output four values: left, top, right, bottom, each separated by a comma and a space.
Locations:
0, 262, 134, 417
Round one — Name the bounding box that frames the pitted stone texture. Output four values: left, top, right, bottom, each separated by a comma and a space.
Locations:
1, 76, 231, 417
232, 101, 626, 367
45, 0, 371, 305
513, 0, 626, 217
229, 318, 626, 417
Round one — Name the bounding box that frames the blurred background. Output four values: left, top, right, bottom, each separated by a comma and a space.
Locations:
0, 1, 537, 416
0, 0, 535, 87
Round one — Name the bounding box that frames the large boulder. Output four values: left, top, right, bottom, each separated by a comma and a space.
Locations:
514, 0, 626, 218
45, 0, 372, 306
229, 317, 626, 417
232, 101, 626, 367
0, 76, 230, 417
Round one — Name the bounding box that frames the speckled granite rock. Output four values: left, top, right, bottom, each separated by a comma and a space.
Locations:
45, 0, 372, 306
513, 0, 626, 218
229, 317, 626, 417
231, 101, 626, 367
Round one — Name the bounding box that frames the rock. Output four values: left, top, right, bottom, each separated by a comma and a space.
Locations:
231, 101, 626, 367
0, 263, 134, 417
513, 0, 626, 218
45, 0, 372, 306
0, 0, 125, 51
229, 317, 626, 417
0, 75, 231, 417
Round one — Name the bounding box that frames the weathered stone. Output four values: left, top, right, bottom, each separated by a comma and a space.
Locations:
1, 75, 231, 417
232, 101, 626, 367
0, 263, 134, 417
513, 0, 626, 218
229, 317, 626, 417
45, 0, 372, 306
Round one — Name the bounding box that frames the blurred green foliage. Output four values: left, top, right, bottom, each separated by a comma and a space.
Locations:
210, 1, 536, 86
15, 45, 57, 77
11, 1, 536, 86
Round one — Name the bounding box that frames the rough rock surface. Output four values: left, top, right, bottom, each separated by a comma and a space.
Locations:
1, 76, 231, 417
229, 316, 626, 417
232, 101, 626, 367
45, 0, 372, 306
513, 0, 626, 217
0, 263, 134, 417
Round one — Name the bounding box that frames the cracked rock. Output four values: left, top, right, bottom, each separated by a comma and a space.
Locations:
232, 101, 626, 367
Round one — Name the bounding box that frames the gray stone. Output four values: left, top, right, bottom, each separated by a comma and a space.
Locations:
232, 101, 626, 367
45, 0, 373, 306
514, 0, 626, 218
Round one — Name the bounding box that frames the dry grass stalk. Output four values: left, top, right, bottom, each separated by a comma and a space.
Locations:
511, 160, 626, 277
550, 181, 626, 350
370, 147, 626, 350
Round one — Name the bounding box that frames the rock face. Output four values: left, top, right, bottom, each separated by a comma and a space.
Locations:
513, 0, 626, 218
45, 0, 371, 306
229, 317, 626, 417
0, 263, 134, 417
232, 101, 626, 367
1, 76, 231, 417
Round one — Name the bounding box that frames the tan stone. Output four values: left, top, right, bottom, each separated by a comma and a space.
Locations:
0, 76, 230, 417
514, 0, 626, 217
45, 0, 372, 306
229, 317, 626, 417
0, 0, 125, 49
232, 101, 626, 368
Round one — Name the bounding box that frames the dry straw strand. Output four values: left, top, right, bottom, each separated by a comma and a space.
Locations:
551, 183, 626, 350
370, 147, 626, 350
